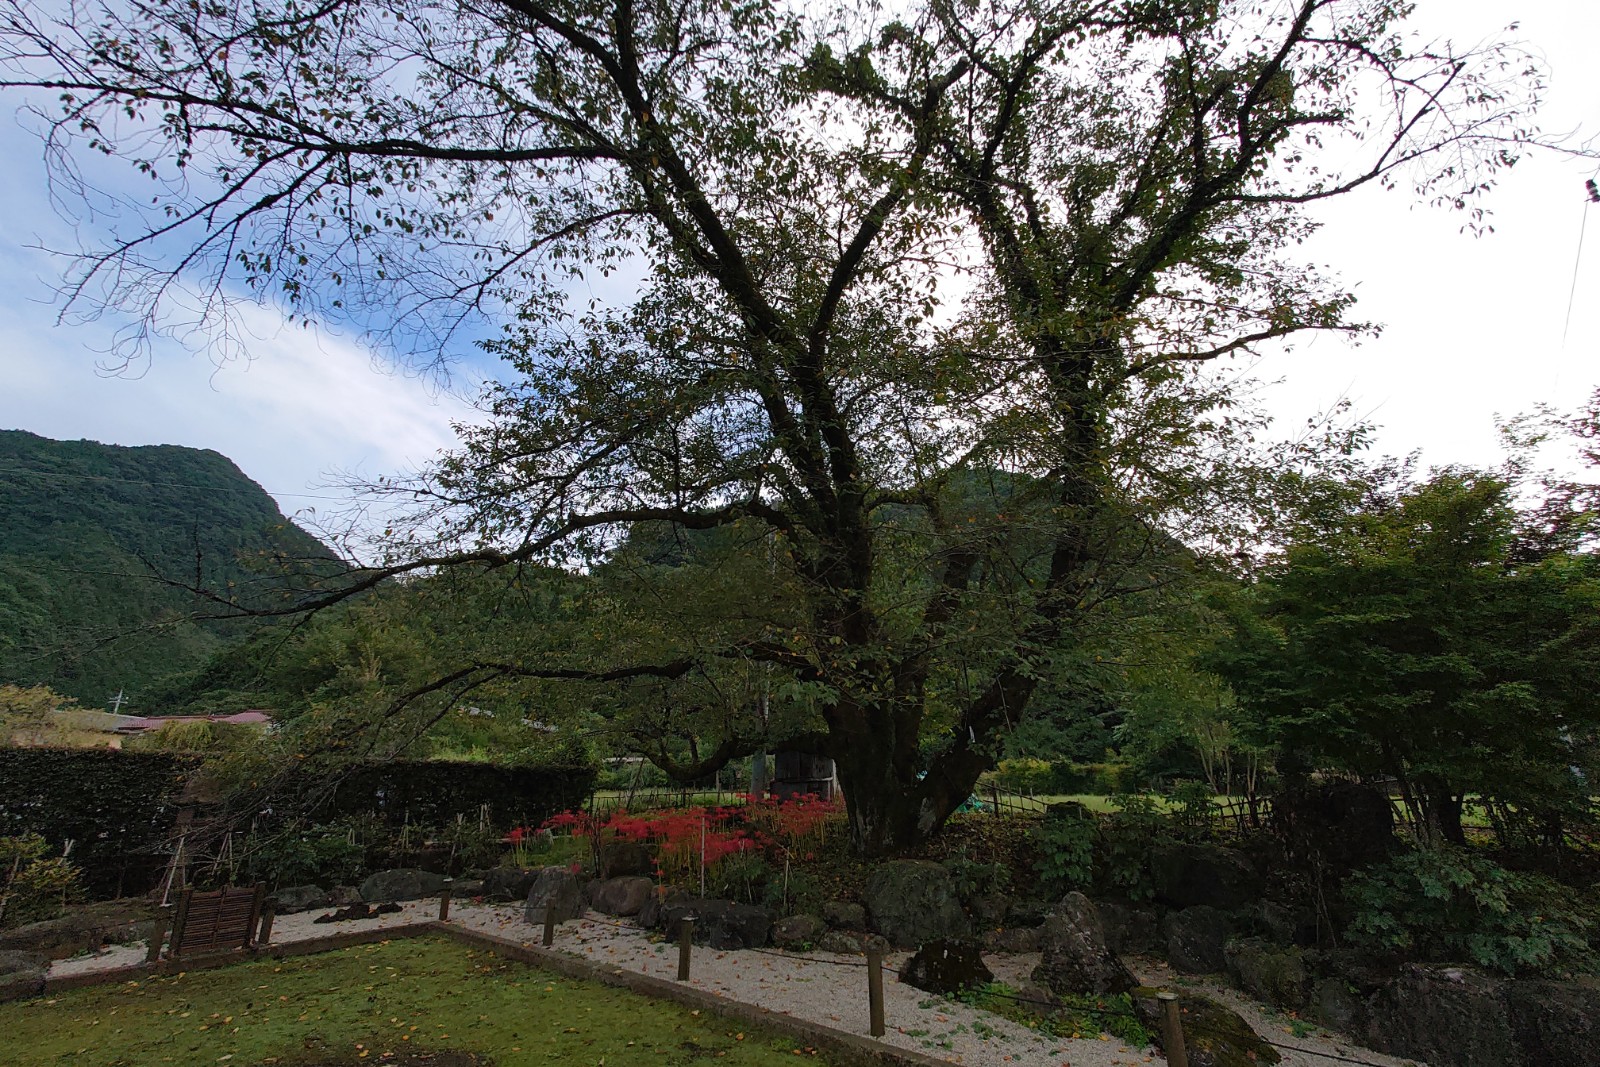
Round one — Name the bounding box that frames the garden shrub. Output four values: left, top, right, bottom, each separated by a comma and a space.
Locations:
1032, 803, 1097, 897
1097, 795, 1167, 902
0, 833, 83, 927
1345, 846, 1596, 977
1168, 780, 1218, 840
711, 852, 772, 905
238, 821, 369, 888
762, 867, 824, 917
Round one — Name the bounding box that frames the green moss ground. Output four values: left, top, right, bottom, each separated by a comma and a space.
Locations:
3, 937, 836, 1067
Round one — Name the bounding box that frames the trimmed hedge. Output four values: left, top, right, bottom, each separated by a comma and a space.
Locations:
321, 759, 597, 829
0, 747, 194, 897
994, 758, 1135, 796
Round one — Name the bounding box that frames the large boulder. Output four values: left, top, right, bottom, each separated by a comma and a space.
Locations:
522, 867, 585, 926
1223, 937, 1311, 1011
863, 860, 969, 949
985, 927, 1043, 953
1132, 988, 1281, 1067
1308, 977, 1366, 1034
638, 887, 688, 930
1256, 900, 1318, 948
482, 866, 542, 903
899, 939, 994, 995
772, 914, 826, 948
819, 931, 863, 954
1509, 977, 1600, 1067
1149, 843, 1262, 910
1162, 905, 1233, 974
598, 841, 655, 878
591, 876, 654, 917
1364, 964, 1518, 1067
659, 899, 773, 950
0, 900, 158, 960
1005, 899, 1051, 928
821, 900, 865, 928
360, 868, 447, 903
1098, 902, 1160, 955
0, 951, 46, 1004
1031, 892, 1136, 996
271, 885, 330, 914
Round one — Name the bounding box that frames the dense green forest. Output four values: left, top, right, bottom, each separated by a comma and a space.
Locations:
0, 430, 343, 706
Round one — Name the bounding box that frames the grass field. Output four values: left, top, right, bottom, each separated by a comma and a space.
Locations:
4, 937, 835, 1067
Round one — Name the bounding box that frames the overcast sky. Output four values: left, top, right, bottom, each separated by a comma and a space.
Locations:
0, 0, 1595, 532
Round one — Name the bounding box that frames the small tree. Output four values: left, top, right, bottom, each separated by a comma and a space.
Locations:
1207, 469, 1600, 846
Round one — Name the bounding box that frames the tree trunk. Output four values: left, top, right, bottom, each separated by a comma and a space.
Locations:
830, 729, 982, 856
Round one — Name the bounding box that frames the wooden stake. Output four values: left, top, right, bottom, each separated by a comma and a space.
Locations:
145, 912, 170, 964
1158, 992, 1188, 1067
866, 948, 886, 1037
677, 917, 695, 981
256, 904, 275, 947
438, 888, 452, 922
542, 904, 556, 947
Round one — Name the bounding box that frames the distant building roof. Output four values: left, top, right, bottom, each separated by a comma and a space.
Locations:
114, 710, 273, 733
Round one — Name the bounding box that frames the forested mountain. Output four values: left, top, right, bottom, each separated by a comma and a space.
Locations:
0, 430, 343, 706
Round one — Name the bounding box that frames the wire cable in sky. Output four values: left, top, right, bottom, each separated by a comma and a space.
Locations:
1561, 179, 1600, 347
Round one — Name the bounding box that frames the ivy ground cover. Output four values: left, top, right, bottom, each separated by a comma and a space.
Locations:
4, 937, 837, 1067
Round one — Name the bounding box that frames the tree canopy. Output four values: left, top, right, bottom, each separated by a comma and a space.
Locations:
1206, 466, 1600, 847
0, 0, 1552, 851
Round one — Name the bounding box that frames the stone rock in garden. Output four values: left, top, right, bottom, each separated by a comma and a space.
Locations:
1005, 899, 1051, 928
315, 902, 402, 923
1011, 979, 1062, 1020
598, 841, 654, 878
1161, 905, 1234, 974
522, 867, 585, 926
1031, 892, 1136, 996
1097, 902, 1160, 955
592, 876, 655, 917
1149, 843, 1261, 910
819, 931, 863, 954
658, 898, 773, 950
0, 950, 46, 1004
861, 933, 891, 955
1363, 964, 1518, 1067
899, 939, 994, 996
1308, 976, 1367, 1034
1131, 987, 1281, 1067
271, 884, 330, 914
1508, 977, 1600, 1067
772, 914, 826, 948
482, 866, 542, 903
1256, 900, 1318, 948
969, 892, 1010, 930
0, 902, 153, 961
360, 868, 447, 903
1223, 937, 1311, 1011
451, 879, 485, 898
821, 900, 865, 929
984, 926, 1042, 954
863, 860, 970, 949
638, 887, 689, 930
328, 885, 362, 906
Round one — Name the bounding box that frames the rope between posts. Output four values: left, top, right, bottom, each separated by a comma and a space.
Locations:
1260, 1038, 1397, 1067
559, 914, 1395, 1065
571, 913, 872, 968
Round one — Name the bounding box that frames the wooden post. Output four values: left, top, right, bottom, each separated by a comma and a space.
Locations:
1158, 992, 1188, 1067
145, 912, 170, 964
438, 888, 452, 922
866, 948, 886, 1037
991, 787, 1001, 816
256, 904, 276, 947
542, 905, 556, 947
676, 917, 695, 981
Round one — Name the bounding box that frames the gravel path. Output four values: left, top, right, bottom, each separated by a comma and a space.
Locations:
47, 900, 1422, 1067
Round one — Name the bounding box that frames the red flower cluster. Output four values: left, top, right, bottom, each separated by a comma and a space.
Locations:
534, 792, 844, 884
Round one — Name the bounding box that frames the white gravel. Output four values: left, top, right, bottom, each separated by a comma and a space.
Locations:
47, 899, 1423, 1067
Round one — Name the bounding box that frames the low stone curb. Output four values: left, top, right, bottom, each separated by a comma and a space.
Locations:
31, 919, 950, 1067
